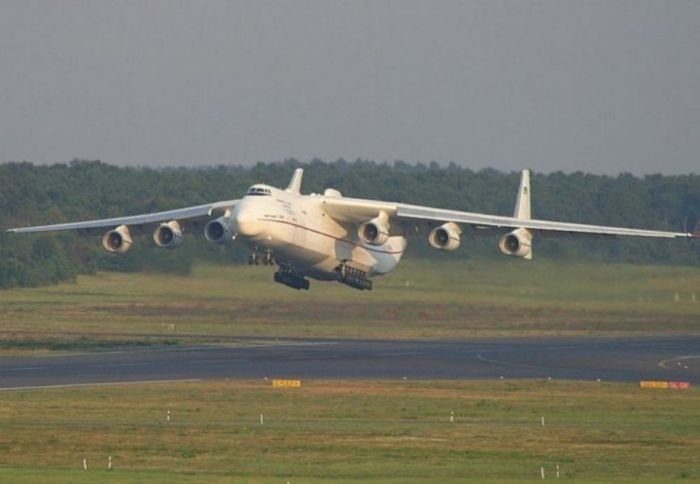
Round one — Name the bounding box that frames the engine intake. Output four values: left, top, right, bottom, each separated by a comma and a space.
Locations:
204, 216, 234, 244
102, 225, 132, 253
428, 222, 462, 251
358, 212, 390, 246
498, 228, 533, 259
153, 220, 183, 249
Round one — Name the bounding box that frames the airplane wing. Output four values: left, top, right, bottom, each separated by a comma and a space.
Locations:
7, 199, 239, 236
393, 203, 690, 238
322, 168, 696, 242
321, 197, 691, 239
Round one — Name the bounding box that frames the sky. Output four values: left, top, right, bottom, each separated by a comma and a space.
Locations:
1, 0, 698, 174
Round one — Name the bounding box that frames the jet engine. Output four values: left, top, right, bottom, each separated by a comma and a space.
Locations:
102, 225, 132, 253
498, 228, 533, 260
358, 212, 390, 246
428, 222, 462, 251
204, 216, 234, 244
153, 220, 184, 249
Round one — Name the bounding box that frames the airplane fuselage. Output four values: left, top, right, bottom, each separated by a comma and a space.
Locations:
230, 186, 406, 281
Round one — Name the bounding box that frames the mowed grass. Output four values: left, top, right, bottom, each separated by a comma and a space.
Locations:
0, 379, 698, 482
1, 258, 699, 351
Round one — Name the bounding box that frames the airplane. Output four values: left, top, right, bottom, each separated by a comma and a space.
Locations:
7, 168, 698, 291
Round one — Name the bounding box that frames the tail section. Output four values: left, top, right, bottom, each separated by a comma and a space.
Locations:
286, 168, 304, 194
499, 169, 533, 260
513, 169, 531, 220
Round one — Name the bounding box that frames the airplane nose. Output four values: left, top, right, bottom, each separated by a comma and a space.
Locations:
231, 204, 264, 238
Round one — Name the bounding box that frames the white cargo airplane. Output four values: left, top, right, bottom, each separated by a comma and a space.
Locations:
7, 169, 697, 290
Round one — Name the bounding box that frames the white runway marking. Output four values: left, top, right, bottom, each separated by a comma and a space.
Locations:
0, 366, 50, 372
27, 340, 339, 359
0, 378, 202, 392
476, 354, 552, 371
658, 355, 700, 369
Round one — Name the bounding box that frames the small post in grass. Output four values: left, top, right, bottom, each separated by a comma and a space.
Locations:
541, 416, 545, 426
167, 410, 171, 422
556, 464, 560, 479
450, 411, 454, 423
83, 458, 87, 470
108, 455, 112, 471
540, 466, 545, 480
260, 413, 264, 425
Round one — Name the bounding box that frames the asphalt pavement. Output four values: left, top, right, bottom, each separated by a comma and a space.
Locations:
1, 336, 698, 390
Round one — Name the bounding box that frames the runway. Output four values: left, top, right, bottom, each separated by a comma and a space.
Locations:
1, 336, 698, 390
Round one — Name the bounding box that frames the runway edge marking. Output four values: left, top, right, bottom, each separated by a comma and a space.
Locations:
0, 378, 202, 392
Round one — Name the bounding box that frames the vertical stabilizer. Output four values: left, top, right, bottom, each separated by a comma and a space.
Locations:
286, 168, 304, 194
513, 169, 533, 260
513, 169, 531, 220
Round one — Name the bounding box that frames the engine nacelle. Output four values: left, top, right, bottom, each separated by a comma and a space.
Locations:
358, 212, 390, 246
153, 220, 184, 249
498, 228, 533, 260
428, 222, 462, 251
102, 225, 132, 254
204, 216, 234, 244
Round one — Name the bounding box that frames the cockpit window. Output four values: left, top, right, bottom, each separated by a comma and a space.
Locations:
246, 185, 272, 196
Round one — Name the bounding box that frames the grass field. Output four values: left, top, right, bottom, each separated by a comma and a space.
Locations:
0, 379, 698, 482
1, 260, 699, 481
0, 258, 699, 352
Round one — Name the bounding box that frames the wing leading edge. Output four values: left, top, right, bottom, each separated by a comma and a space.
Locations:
394, 204, 688, 239
7, 199, 239, 235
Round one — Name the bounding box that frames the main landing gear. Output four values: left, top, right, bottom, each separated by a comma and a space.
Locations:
273, 267, 310, 290
336, 264, 372, 291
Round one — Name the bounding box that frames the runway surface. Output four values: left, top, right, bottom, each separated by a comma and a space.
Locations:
1, 336, 698, 390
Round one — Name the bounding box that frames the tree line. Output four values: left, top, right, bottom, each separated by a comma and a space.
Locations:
0, 159, 698, 288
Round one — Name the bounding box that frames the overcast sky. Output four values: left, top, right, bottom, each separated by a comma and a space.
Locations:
1, 1, 698, 174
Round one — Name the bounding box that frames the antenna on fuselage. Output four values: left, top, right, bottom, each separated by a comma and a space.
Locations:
286, 168, 304, 194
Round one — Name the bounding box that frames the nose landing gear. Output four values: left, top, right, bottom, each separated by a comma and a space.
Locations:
248, 250, 275, 266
